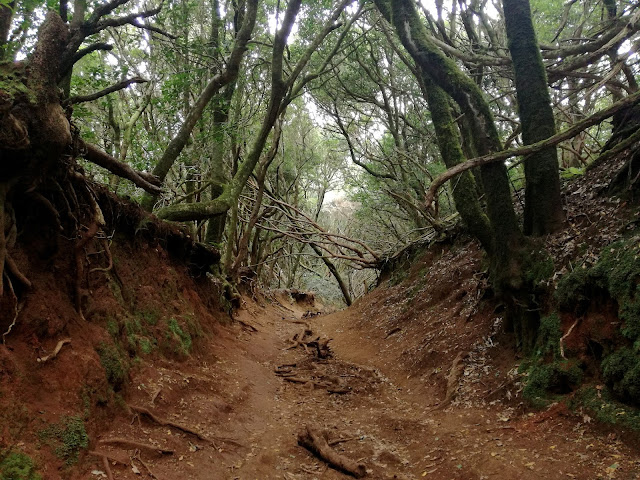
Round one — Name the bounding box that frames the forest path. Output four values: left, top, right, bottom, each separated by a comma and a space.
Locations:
92, 297, 640, 480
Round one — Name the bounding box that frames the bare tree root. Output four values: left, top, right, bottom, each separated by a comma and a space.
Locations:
286, 323, 311, 349
560, 318, 580, 359
285, 324, 332, 358
74, 184, 106, 317
1, 274, 20, 344
278, 372, 351, 394
328, 436, 360, 447
88, 451, 114, 480
297, 425, 367, 478
128, 405, 244, 449
98, 438, 174, 456
431, 351, 468, 411
5, 255, 31, 289
89, 237, 113, 275
29, 191, 63, 231
0, 185, 7, 295
74, 222, 99, 316
128, 404, 213, 445
237, 319, 258, 332
88, 450, 129, 467
133, 452, 160, 479
37, 338, 71, 363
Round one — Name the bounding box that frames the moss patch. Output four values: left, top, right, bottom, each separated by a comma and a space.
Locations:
96, 342, 128, 391
601, 347, 640, 405
523, 247, 554, 287
166, 318, 192, 356
536, 313, 562, 359
555, 236, 640, 406
570, 386, 640, 432
38, 416, 88, 465
521, 359, 583, 408
0, 451, 42, 480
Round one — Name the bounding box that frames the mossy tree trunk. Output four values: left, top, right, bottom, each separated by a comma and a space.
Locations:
309, 243, 353, 307
375, 0, 545, 351
375, 0, 524, 284
423, 77, 494, 254
203, 85, 235, 246
503, 0, 566, 236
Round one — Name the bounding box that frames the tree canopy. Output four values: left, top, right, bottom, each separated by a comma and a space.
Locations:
1, 0, 640, 341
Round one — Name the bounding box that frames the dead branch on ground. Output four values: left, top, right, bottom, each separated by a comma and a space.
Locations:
298, 425, 367, 478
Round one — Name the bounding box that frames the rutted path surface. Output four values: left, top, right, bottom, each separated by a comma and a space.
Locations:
93, 296, 640, 480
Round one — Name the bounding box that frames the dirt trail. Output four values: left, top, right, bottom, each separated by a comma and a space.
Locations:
91, 295, 640, 480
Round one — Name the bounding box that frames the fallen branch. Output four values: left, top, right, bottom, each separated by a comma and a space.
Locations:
297, 425, 367, 478
37, 338, 71, 363
98, 437, 174, 455
424, 89, 640, 208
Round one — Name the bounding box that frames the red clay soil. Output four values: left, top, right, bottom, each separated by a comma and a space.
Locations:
73, 287, 639, 480
2, 244, 640, 479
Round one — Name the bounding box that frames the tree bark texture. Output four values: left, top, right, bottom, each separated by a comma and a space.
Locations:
423, 77, 493, 254
503, 0, 565, 236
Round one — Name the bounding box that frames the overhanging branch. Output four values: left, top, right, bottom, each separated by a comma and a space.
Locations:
424, 90, 640, 207
79, 140, 162, 194
67, 77, 147, 104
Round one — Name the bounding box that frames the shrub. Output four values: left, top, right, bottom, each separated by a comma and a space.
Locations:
0, 451, 41, 480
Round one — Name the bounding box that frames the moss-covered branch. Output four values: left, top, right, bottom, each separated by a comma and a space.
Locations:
424, 89, 640, 208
